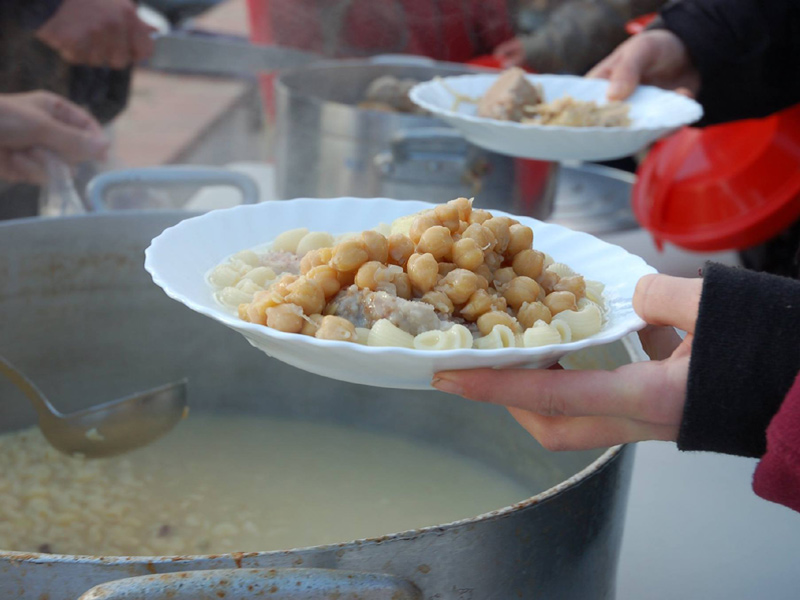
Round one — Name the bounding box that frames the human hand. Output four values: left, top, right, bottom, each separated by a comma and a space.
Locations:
493, 38, 526, 68
432, 274, 702, 451
0, 91, 109, 184
586, 30, 701, 101
36, 0, 155, 69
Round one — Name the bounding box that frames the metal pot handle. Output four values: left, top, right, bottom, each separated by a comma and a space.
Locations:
77, 567, 421, 600
86, 166, 261, 211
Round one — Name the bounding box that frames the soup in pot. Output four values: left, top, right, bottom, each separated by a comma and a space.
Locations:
0, 414, 533, 556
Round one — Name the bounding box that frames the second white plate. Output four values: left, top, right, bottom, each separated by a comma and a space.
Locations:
410, 73, 703, 161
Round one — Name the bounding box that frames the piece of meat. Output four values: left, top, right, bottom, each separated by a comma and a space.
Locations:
326, 286, 451, 336
477, 67, 543, 122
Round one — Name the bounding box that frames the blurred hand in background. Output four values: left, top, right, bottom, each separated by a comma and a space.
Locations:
0, 91, 108, 184
35, 0, 155, 69
587, 29, 700, 100
493, 37, 526, 68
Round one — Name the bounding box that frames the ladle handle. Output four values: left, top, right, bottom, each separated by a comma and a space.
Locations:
0, 355, 60, 420
76, 568, 421, 600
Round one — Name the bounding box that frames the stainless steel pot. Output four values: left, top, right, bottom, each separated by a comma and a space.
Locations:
0, 212, 636, 599
274, 59, 559, 218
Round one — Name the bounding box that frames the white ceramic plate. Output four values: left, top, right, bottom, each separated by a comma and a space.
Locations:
145, 197, 657, 389
409, 73, 703, 161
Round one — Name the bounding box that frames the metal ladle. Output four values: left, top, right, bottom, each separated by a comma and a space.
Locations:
0, 356, 188, 459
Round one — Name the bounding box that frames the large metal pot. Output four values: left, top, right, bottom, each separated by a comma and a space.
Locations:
0, 213, 634, 599
274, 59, 559, 218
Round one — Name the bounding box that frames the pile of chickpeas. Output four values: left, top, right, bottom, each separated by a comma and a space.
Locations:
240, 198, 586, 343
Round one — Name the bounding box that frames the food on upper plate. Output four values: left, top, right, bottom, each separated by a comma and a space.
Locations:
357, 75, 427, 115
476, 67, 631, 127
207, 198, 606, 350
477, 67, 544, 121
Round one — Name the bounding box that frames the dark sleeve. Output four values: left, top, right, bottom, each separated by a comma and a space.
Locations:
659, 0, 800, 124
1, 0, 64, 30
678, 263, 800, 457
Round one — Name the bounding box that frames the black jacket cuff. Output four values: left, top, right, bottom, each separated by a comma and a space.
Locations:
679, 263, 800, 457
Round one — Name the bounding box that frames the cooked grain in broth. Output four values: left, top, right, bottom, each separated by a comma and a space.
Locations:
0, 414, 532, 556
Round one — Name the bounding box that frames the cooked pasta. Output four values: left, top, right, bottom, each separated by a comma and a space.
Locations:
474, 324, 517, 349
296, 231, 335, 255
413, 324, 473, 350
552, 302, 602, 340
272, 228, 309, 253
584, 280, 605, 306
522, 320, 563, 347
546, 262, 576, 278
367, 319, 415, 348
550, 319, 572, 343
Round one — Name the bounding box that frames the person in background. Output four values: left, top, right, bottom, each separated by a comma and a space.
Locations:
0, 0, 154, 219
493, 0, 666, 74
435, 0, 800, 514
587, 0, 800, 276
261, 0, 515, 63
0, 91, 108, 185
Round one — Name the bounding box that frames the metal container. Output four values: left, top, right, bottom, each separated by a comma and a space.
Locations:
0, 213, 635, 599
274, 59, 559, 218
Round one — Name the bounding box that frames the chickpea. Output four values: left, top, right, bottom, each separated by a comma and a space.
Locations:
355, 261, 384, 291
468, 208, 491, 224
300, 313, 324, 336
506, 224, 534, 258
449, 197, 473, 221
434, 202, 460, 233
306, 265, 341, 298
336, 269, 356, 287
484, 250, 503, 271
451, 237, 484, 271
517, 301, 552, 328
483, 218, 510, 254
460, 289, 507, 322
387, 233, 415, 267
408, 211, 440, 244
299, 247, 333, 275
477, 310, 521, 336
266, 303, 305, 333
362, 230, 389, 263
331, 239, 369, 272
554, 275, 586, 300
474, 263, 494, 282
315, 315, 357, 342
272, 273, 299, 297
407, 253, 439, 293
394, 272, 412, 300
543, 291, 577, 315
492, 267, 516, 290
537, 270, 561, 295
420, 290, 455, 314
438, 262, 457, 277
503, 276, 540, 310
437, 269, 481, 304
461, 223, 496, 251
416, 226, 453, 260
285, 277, 326, 315
512, 249, 545, 280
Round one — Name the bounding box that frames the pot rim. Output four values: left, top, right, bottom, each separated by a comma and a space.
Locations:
0, 444, 625, 563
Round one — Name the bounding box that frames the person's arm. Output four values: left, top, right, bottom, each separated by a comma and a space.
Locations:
33, 0, 154, 69
661, 0, 800, 123
679, 264, 800, 457
498, 0, 665, 74
753, 373, 800, 512
0, 91, 108, 184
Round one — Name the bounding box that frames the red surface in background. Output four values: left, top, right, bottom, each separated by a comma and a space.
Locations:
625, 13, 657, 36
633, 103, 800, 252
